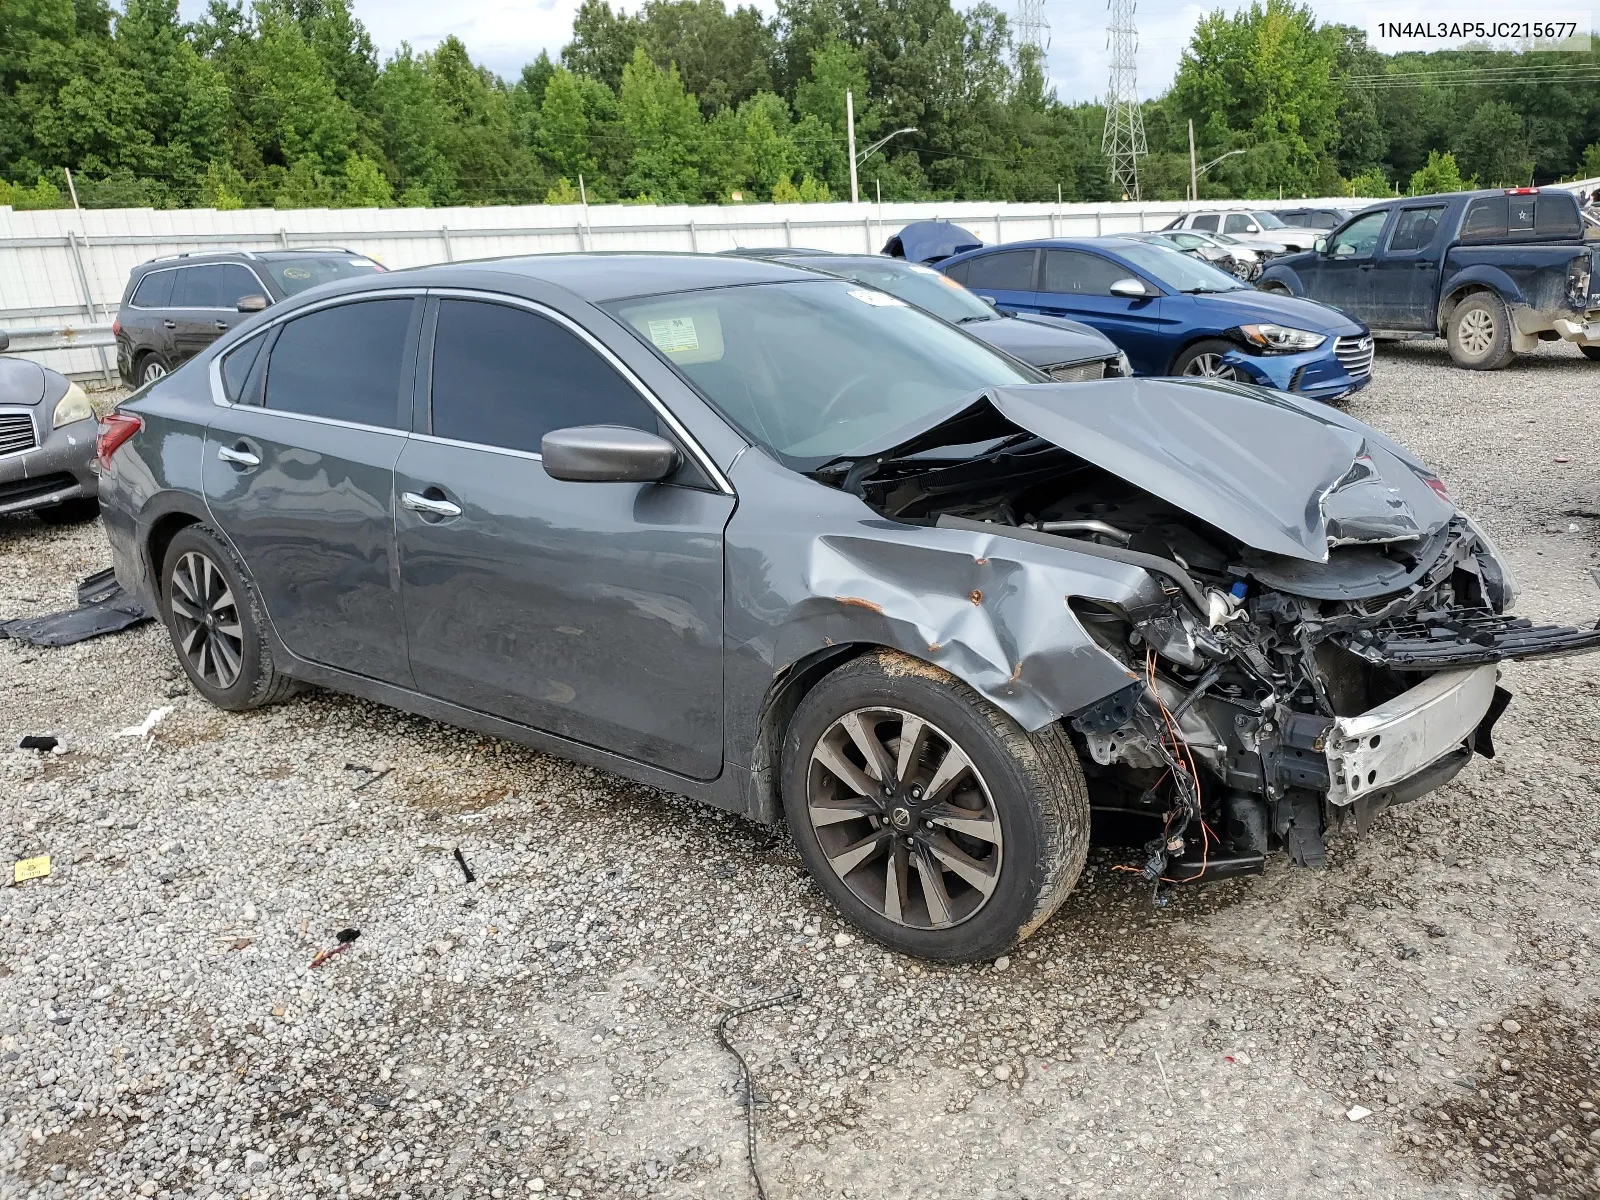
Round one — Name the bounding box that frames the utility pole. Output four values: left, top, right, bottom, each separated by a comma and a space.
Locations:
846, 90, 860, 204
1187, 119, 1197, 202
1101, 0, 1146, 200
1016, 0, 1049, 56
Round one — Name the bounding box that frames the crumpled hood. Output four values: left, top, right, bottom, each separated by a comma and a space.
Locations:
986, 378, 1454, 562
858, 377, 1453, 563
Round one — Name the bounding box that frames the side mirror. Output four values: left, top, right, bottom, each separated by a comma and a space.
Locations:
1313, 237, 1328, 253
977, 295, 997, 306
236, 294, 268, 313
1109, 278, 1149, 298
0, 330, 9, 353
542, 425, 680, 484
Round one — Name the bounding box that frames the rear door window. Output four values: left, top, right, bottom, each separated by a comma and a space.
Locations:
131, 270, 175, 308
1042, 250, 1130, 296
429, 299, 659, 455
1387, 205, 1446, 253
264, 299, 413, 428
961, 250, 1037, 293
1190, 215, 1219, 231
171, 266, 227, 309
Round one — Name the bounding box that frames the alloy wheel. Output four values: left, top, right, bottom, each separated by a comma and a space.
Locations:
141, 360, 167, 384
1458, 308, 1495, 356
1182, 352, 1236, 379
169, 550, 244, 690
805, 707, 1003, 930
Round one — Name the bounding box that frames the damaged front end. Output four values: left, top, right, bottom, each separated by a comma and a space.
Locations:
813, 377, 1600, 886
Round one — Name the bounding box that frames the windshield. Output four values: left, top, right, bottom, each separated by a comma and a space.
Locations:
824, 260, 997, 324
606, 280, 1032, 463
1109, 241, 1247, 293
264, 254, 385, 296
1252, 211, 1288, 230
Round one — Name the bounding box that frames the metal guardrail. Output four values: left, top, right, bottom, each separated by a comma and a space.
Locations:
1, 323, 115, 353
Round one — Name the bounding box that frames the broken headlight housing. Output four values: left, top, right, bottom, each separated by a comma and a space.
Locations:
52, 382, 94, 429
1461, 511, 1520, 611
1236, 323, 1326, 353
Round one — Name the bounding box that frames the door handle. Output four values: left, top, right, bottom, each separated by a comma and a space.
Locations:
401, 490, 462, 519
213, 321, 229, 330
162, 320, 177, 329
217, 444, 260, 468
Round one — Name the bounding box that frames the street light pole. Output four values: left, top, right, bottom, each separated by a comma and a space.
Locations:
1188, 119, 1197, 202
847, 89, 860, 204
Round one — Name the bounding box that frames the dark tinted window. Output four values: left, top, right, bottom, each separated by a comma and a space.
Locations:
1462, 194, 1581, 242
942, 260, 970, 284
131, 270, 175, 308
1043, 250, 1134, 295
1308, 211, 1344, 229
172, 265, 229, 308
961, 250, 1036, 292
221, 335, 265, 403
1462, 196, 1507, 241
215, 264, 263, 308
264, 299, 412, 427
1388, 205, 1445, 253
430, 299, 657, 455
1191, 215, 1219, 231
1223, 214, 1255, 234
1277, 212, 1309, 227
1533, 194, 1580, 237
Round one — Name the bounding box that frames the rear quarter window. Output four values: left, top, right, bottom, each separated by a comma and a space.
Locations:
131, 270, 175, 308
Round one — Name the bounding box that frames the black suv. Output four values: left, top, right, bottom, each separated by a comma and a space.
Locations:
114, 249, 385, 387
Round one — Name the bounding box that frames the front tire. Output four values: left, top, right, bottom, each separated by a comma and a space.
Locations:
781, 651, 1090, 962
1579, 345, 1600, 362
159, 525, 301, 711
1172, 338, 1241, 380
1446, 293, 1515, 370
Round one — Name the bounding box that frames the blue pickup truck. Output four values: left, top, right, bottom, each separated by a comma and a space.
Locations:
1259, 188, 1599, 370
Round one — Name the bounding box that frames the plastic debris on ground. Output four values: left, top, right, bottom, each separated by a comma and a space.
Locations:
0, 568, 150, 647
309, 928, 361, 969
17, 735, 58, 751
115, 705, 174, 739
13, 855, 51, 884
453, 847, 476, 883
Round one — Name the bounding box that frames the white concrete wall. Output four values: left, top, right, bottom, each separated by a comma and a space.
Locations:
0, 195, 1366, 380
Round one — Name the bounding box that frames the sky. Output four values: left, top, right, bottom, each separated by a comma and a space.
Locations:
174, 0, 1593, 104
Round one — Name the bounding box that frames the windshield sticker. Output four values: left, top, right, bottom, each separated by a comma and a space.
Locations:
848, 288, 907, 307
647, 316, 700, 354
282, 267, 312, 280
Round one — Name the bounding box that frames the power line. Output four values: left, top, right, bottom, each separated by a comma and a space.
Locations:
1016, 0, 1050, 56
1101, 0, 1146, 200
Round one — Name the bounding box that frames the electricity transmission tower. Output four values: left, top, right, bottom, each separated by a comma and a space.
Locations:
1015, 0, 1049, 55
1101, 0, 1146, 199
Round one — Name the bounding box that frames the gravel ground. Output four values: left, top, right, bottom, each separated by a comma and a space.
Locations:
2, 340, 1598, 1200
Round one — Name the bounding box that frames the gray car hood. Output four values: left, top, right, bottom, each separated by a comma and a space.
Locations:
867, 378, 1454, 563
973, 312, 1117, 367
0, 358, 49, 406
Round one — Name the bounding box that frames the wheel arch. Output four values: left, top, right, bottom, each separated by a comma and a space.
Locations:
1437, 270, 1520, 335
1256, 266, 1301, 296
1166, 333, 1243, 375
145, 505, 206, 590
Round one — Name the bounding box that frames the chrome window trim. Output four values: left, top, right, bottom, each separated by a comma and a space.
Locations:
410, 430, 542, 462
426, 287, 734, 496
129, 262, 274, 311
208, 289, 429, 415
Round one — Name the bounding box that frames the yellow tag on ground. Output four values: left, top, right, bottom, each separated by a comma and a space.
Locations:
13, 855, 51, 883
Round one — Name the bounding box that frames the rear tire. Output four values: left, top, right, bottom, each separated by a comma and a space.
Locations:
138, 354, 169, 386
1446, 292, 1515, 370
1579, 346, 1600, 362
1172, 338, 1241, 380
35, 497, 100, 525
159, 524, 302, 711
780, 650, 1089, 962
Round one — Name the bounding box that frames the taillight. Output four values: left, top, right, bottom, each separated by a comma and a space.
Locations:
96, 411, 143, 469
1423, 474, 1451, 502
111, 318, 122, 337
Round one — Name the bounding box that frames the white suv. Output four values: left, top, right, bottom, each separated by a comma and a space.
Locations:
1160, 209, 1316, 253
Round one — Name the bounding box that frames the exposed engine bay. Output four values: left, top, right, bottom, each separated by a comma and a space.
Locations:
812, 383, 1600, 887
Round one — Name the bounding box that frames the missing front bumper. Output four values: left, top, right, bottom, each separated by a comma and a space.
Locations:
1324, 665, 1500, 807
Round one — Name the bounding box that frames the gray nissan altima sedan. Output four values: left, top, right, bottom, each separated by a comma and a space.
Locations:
98, 253, 1600, 962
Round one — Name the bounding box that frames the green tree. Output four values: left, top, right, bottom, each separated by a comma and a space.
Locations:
1409, 149, 1471, 194
1347, 165, 1391, 198
199, 158, 247, 208
563, 0, 639, 92
341, 152, 392, 205
537, 68, 596, 183
274, 154, 337, 205
1456, 101, 1532, 187
1584, 143, 1600, 177
636, 0, 776, 116
617, 46, 704, 201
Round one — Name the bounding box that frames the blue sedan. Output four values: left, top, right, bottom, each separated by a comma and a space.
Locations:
937, 236, 1374, 402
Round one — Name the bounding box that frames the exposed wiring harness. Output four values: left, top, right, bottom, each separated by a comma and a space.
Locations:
716, 982, 802, 1200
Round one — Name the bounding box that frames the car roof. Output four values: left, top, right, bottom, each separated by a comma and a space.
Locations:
400, 252, 821, 302
133, 247, 372, 271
